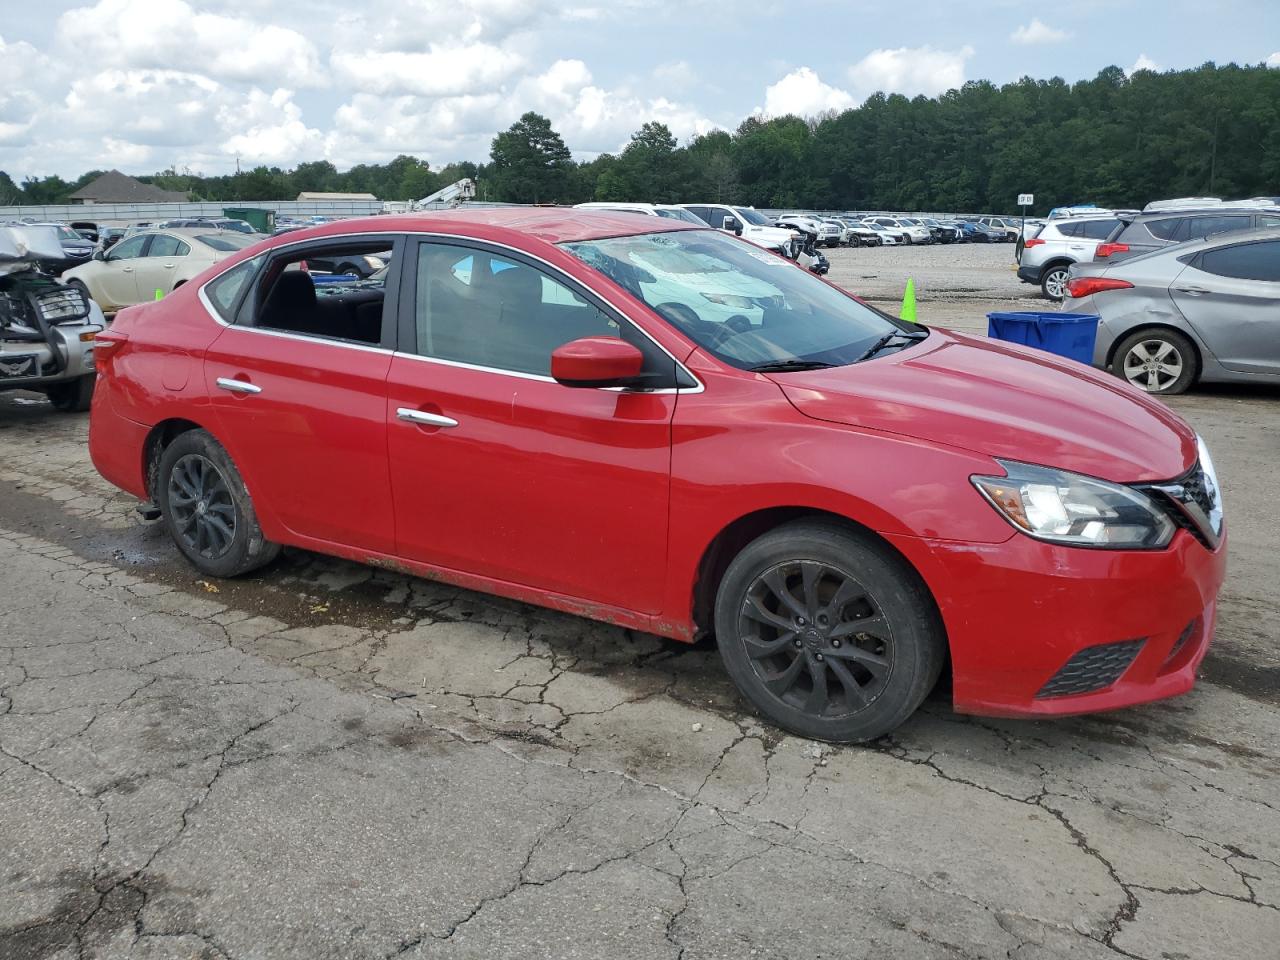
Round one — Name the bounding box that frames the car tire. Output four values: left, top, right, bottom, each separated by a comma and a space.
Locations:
1040, 264, 1070, 301
46, 374, 95, 413
1111, 328, 1198, 395
714, 521, 945, 743
336, 262, 366, 278
157, 429, 281, 577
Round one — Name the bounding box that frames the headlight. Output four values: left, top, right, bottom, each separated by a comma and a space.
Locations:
973, 460, 1175, 549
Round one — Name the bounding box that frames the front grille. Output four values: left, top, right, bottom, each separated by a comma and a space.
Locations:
1143, 460, 1223, 550
1036, 639, 1145, 699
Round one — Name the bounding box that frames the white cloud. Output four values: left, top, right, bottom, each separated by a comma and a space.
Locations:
220, 89, 326, 166
56, 0, 325, 88
848, 45, 974, 99
1128, 53, 1161, 74
760, 67, 855, 118
1010, 18, 1071, 45
331, 43, 524, 97
1266, 52, 1280, 68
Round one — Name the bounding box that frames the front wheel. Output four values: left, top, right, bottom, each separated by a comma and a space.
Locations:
1040, 265, 1069, 301
1111, 328, 1198, 395
715, 522, 945, 742
157, 429, 280, 577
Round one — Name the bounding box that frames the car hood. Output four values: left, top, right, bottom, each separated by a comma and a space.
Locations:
772, 329, 1197, 483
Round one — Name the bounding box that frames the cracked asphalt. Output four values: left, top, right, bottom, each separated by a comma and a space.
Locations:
2, 251, 1279, 959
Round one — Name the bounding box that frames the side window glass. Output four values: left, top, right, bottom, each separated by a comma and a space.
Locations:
148, 235, 187, 257
1186, 215, 1250, 240
1145, 219, 1180, 241
685, 206, 712, 225
1080, 220, 1120, 240
1259, 215, 1280, 229
414, 243, 627, 377
110, 236, 147, 260
205, 256, 262, 322
251, 243, 394, 345
1198, 241, 1280, 282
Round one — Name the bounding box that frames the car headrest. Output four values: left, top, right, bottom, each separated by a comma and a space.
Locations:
263, 270, 317, 314
489, 265, 543, 305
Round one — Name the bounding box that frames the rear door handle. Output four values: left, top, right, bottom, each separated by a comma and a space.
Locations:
216, 377, 262, 395
396, 408, 458, 428
1176, 286, 1210, 296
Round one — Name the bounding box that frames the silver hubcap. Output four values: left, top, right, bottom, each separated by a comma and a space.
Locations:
1044, 271, 1067, 299
1123, 339, 1183, 392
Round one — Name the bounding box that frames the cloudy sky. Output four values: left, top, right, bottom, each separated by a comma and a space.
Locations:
2, 0, 1278, 179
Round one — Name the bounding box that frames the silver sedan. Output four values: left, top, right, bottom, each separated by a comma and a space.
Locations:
1066, 227, 1280, 394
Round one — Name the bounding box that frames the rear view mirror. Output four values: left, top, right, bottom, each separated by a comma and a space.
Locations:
551, 337, 645, 388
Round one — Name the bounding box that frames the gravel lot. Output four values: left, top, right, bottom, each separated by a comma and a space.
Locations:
2, 244, 1278, 960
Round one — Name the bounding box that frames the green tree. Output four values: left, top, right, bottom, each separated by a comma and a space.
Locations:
488, 112, 573, 203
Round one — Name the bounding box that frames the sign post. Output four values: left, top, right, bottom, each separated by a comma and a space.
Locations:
1017, 193, 1034, 236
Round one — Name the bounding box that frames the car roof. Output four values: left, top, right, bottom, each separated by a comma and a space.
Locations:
278, 208, 704, 246
1128, 207, 1277, 221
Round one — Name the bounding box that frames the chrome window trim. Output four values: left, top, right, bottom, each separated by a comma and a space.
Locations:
198, 229, 704, 393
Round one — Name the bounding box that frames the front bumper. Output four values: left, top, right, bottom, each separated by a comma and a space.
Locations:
886, 526, 1228, 718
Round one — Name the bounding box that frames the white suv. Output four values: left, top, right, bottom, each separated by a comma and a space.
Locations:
1016, 215, 1122, 301
679, 204, 800, 257
574, 202, 706, 225
865, 216, 932, 245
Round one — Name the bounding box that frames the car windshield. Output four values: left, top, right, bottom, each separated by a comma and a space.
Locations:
563, 230, 916, 370
734, 207, 774, 227
216, 220, 256, 234
655, 208, 705, 224
196, 233, 258, 252
55, 226, 82, 242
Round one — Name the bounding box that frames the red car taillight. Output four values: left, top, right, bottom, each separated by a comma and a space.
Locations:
1023, 238, 1045, 249
1066, 277, 1134, 299
1095, 243, 1129, 259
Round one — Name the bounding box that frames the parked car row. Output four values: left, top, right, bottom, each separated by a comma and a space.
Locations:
1018, 197, 1280, 301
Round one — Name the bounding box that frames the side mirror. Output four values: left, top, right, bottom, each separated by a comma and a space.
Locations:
723, 217, 742, 236
551, 337, 645, 388
93, 250, 105, 261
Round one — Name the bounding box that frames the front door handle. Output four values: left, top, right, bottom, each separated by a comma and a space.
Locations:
396, 408, 458, 428
1176, 286, 1210, 296
216, 377, 262, 395
121, 266, 133, 273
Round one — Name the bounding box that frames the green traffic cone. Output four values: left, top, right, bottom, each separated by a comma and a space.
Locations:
155, 288, 164, 301
900, 278, 917, 323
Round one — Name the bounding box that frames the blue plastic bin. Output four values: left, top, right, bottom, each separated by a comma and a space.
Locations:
986, 312, 1099, 364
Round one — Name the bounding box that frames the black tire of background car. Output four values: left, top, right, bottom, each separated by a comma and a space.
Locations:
45, 374, 95, 413
714, 521, 945, 742
157, 429, 281, 578
1110, 328, 1199, 396
1040, 264, 1070, 301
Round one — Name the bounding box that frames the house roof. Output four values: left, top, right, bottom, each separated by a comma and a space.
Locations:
67, 170, 189, 203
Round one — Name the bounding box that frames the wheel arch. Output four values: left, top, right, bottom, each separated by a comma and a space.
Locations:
1036, 257, 1075, 281
689, 506, 947, 654
142, 417, 207, 502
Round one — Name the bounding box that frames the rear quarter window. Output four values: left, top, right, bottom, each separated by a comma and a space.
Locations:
204, 257, 262, 321
1079, 219, 1122, 240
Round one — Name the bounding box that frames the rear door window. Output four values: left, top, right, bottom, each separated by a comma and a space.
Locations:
1079, 219, 1122, 240
148, 235, 190, 257
1197, 241, 1280, 282
1185, 215, 1251, 240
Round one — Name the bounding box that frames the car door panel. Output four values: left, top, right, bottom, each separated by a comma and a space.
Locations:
387, 239, 676, 613
98, 235, 148, 308
1172, 262, 1280, 374
133, 234, 187, 299
201, 238, 405, 553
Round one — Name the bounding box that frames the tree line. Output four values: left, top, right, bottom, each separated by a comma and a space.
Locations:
4, 62, 1277, 216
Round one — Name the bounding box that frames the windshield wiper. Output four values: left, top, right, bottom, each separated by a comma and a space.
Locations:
854, 330, 927, 363
748, 359, 837, 373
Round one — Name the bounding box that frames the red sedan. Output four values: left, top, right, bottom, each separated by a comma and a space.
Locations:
89, 210, 1227, 741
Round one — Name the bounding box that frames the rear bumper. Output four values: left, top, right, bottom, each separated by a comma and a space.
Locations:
886, 527, 1228, 718
88, 380, 150, 500
1016, 264, 1040, 285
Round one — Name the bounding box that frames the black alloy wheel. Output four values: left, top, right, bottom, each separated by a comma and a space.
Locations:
167, 453, 237, 561
715, 522, 945, 742
738, 560, 894, 718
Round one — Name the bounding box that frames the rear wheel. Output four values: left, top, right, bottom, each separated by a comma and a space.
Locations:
46, 374, 95, 412
157, 430, 280, 577
1111, 328, 1198, 395
1040, 264, 1070, 301
714, 522, 945, 742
